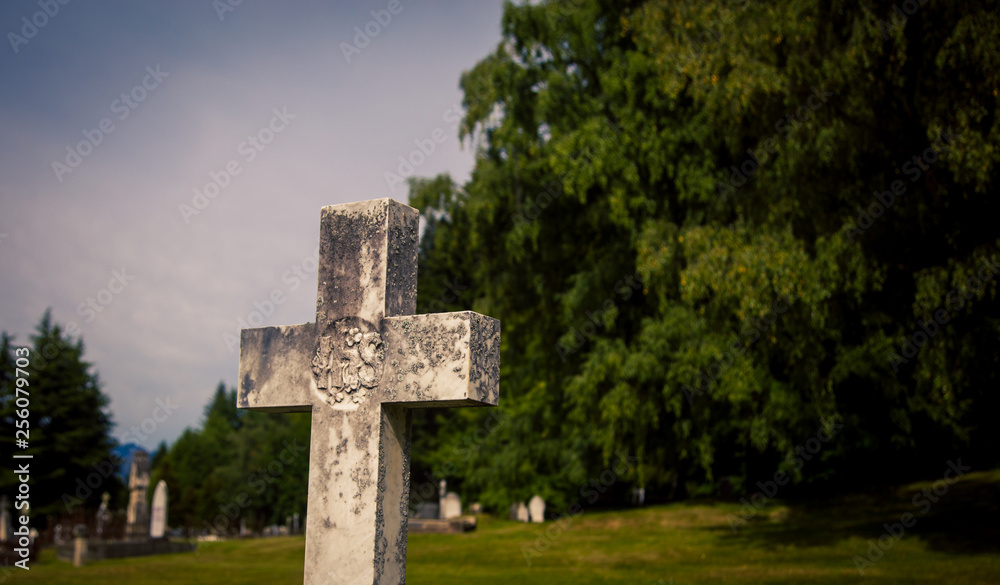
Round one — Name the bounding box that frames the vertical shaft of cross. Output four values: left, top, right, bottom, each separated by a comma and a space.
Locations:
315, 200, 418, 326
303, 200, 419, 584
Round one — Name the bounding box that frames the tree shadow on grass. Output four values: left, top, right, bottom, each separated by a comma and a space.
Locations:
707, 469, 1000, 555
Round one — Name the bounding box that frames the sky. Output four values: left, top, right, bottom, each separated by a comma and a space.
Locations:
0, 0, 506, 450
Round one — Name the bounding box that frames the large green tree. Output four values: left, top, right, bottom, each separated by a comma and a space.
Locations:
407, 0, 1000, 510
0, 311, 118, 521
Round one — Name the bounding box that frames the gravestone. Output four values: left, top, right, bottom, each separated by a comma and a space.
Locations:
240, 518, 249, 538
73, 525, 87, 567
293, 512, 301, 535
0, 495, 11, 542
238, 199, 500, 584
125, 451, 150, 541
150, 480, 168, 539
437, 479, 447, 519
508, 503, 519, 521
95, 492, 111, 539
469, 503, 482, 515
516, 502, 529, 523
442, 492, 462, 519
414, 502, 439, 519
529, 495, 545, 523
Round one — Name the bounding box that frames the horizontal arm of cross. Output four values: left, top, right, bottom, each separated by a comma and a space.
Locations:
238, 323, 317, 412
238, 312, 499, 413
381, 311, 500, 408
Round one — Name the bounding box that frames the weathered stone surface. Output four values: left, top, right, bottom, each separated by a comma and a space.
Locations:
238, 199, 500, 585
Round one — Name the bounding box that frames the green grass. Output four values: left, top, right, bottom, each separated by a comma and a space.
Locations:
9, 470, 1000, 584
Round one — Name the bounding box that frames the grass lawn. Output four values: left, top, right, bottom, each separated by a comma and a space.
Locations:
9, 470, 1000, 584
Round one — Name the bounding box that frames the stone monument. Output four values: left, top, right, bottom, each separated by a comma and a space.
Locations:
95, 492, 111, 539
150, 480, 168, 539
125, 451, 150, 541
238, 199, 500, 584
441, 493, 462, 520
529, 495, 545, 523
516, 502, 529, 523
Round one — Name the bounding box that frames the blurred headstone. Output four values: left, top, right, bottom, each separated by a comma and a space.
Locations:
516, 502, 529, 523
442, 492, 462, 519
529, 495, 545, 523
125, 451, 150, 541
149, 480, 168, 538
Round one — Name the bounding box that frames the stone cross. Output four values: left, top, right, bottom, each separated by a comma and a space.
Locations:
238, 199, 500, 585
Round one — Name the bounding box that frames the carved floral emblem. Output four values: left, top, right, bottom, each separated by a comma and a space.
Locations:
312, 320, 384, 406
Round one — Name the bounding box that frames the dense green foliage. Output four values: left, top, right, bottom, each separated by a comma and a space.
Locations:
0, 311, 118, 520
152, 383, 310, 534
408, 0, 1000, 511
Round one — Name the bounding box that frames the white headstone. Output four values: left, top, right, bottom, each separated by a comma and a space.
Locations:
149, 480, 168, 538
237, 199, 501, 584
442, 492, 462, 519
516, 502, 529, 523
529, 495, 545, 523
